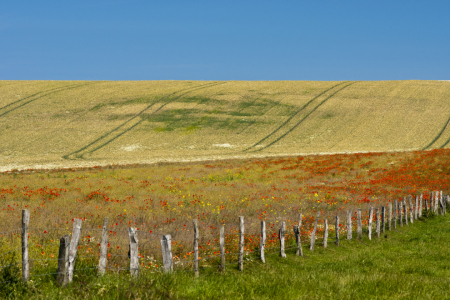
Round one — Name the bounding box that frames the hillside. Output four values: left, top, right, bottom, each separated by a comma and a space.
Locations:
1, 80, 449, 171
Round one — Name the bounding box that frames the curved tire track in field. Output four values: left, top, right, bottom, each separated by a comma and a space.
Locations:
422, 115, 450, 150
257, 82, 356, 151
422, 115, 450, 149
63, 81, 226, 160
0, 82, 95, 118
242, 81, 350, 152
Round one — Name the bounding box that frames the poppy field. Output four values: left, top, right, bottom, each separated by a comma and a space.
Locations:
1, 149, 450, 279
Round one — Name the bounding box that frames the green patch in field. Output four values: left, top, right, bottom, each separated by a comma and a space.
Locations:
154, 127, 174, 132
141, 108, 269, 132
321, 112, 335, 119
302, 88, 316, 94
106, 114, 136, 121
171, 96, 227, 106
185, 125, 198, 133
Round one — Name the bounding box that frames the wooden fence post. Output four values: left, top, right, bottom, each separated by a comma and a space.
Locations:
21, 209, 30, 282
376, 208, 380, 238
193, 219, 199, 277
414, 196, 419, 220
323, 219, 328, 248
419, 194, 423, 217
260, 221, 266, 262
279, 222, 286, 257
335, 215, 340, 246
57, 235, 69, 286
357, 209, 362, 239
66, 218, 82, 283
388, 203, 392, 231
394, 201, 398, 229
128, 227, 139, 278
98, 217, 109, 276
368, 207, 373, 240
382, 206, 386, 233
434, 191, 439, 213
294, 214, 303, 256
409, 196, 414, 224
220, 225, 225, 271
238, 216, 244, 271
429, 192, 433, 213
440, 191, 445, 215
161, 234, 173, 273
436, 191, 440, 213
347, 210, 352, 240
403, 198, 408, 225
310, 212, 320, 251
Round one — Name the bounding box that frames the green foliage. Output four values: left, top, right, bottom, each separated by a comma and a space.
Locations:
0, 253, 29, 298
207, 170, 245, 182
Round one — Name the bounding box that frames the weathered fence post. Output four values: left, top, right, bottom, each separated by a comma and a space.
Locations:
399, 201, 403, 227
357, 209, 362, 239
57, 235, 69, 286
408, 196, 414, 224
161, 234, 173, 273
280, 222, 286, 258
98, 217, 109, 276
442, 192, 446, 215
429, 192, 433, 212
368, 207, 373, 240
220, 225, 225, 271
335, 215, 340, 246
323, 219, 328, 248
21, 209, 30, 282
434, 191, 438, 213
419, 194, 423, 217
128, 228, 139, 278
439, 191, 445, 215
403, 198, 408, 225
294, 214, 303, 256
436, 191, 440, 213
238, 216, 244, 271
394, 201, 398, 229
260, 221, 266, 262
193, 219, 199, 277
347, 210, 352, 240
66, 218, 82, 283
310, 212, 320, 251
388, 203, 392, 231
376, 208, 380, 238
382, 206, 386, 233
414, 196, 419, 220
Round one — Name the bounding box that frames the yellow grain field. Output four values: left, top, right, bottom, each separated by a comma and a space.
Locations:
1, 80, 449, 171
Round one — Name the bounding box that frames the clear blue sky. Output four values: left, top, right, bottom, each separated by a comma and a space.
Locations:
1, 1, 449, 81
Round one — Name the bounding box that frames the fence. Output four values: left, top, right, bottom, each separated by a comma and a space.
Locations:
0, 190, 448, 286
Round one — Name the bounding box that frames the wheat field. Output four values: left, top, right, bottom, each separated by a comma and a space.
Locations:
1, 80, 449, 171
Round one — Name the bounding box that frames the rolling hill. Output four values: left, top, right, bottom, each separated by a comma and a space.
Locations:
1, 80, 449, 171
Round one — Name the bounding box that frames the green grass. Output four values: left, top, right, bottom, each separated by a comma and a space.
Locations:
3, 213, 450, 299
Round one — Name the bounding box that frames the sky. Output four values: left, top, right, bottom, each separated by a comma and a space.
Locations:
1, 1, 449, 81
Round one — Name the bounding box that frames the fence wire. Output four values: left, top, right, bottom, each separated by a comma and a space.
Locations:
0, 199, 443, 284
